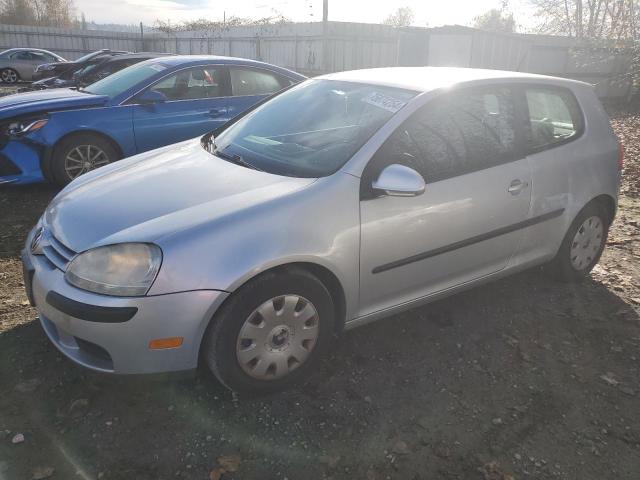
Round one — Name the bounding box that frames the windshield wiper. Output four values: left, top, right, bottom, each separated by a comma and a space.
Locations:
213, 146, 263, 172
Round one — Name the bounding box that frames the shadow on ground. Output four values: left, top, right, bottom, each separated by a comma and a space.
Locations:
2, 266, 639, 480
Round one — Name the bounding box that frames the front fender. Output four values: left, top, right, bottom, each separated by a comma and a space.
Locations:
40, 106, 136, 158
148, 173, 362, 321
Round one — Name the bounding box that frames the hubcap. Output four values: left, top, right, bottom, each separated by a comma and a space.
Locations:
64, 145, 110, 179
236, 295, 320, 380
570, 215, 604, 271
2, 69, 17, 83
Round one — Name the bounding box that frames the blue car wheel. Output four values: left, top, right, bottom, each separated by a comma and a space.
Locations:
51, 133, 120, 186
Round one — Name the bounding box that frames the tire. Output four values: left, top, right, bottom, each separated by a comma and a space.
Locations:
51, 133, 120, 187
549, 202, 610, 282
1, 68, 19, 84
202, 268, 335, 394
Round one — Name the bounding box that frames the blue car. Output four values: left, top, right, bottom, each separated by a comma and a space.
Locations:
0, 56, 305, 186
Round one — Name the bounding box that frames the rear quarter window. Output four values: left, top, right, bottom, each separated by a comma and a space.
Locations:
524, 86, 584, 152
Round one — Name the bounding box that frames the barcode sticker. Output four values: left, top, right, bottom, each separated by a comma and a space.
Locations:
362, 92, 406, 113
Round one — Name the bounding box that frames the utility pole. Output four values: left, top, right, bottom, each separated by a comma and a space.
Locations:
322, 0, 329, 72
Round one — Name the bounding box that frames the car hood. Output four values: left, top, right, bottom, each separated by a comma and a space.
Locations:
45, 139, 316, 252
0, 88, 108, 120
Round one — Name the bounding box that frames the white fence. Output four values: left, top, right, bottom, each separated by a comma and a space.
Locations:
0, 22, 633, 98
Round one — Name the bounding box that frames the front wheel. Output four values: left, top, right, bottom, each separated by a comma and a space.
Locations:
1, 68, 19, 84
202, 268, 335, 394
549, 203, 610, 282
51, 134, 119, 186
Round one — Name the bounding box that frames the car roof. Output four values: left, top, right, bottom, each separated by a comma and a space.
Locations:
319, 66, 589, 92
146, 55, 306, 79
2, 47, 58, 54
104, 52, 171, 61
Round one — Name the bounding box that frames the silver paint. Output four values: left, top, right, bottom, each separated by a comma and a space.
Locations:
26, 67, 620, 375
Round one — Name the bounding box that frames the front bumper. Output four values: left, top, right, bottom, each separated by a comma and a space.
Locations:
0, 139, 46, 185
22, 248, 228, 374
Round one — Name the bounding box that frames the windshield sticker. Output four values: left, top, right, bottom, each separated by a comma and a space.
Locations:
362, 92, 407, 113
245, 135, 281, 145
149, 64, 167, 72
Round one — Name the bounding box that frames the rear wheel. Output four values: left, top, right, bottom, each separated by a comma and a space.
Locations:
51, 134, 119, 186
550, 203, 610, 282
202, 268, 335, 394
1, 68, 19, 84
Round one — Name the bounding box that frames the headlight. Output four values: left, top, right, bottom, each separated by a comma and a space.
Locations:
65, 243, 162, 296
7, 118, 48, 136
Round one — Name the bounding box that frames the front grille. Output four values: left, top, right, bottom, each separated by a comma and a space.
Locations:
42, 229, 76, 271
0, 153, 20, 176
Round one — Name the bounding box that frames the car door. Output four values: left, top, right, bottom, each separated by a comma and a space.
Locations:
10, 51, 37, 79
226, 66, 296, 118
131, 65, 232, 152
358, 86, 532, 317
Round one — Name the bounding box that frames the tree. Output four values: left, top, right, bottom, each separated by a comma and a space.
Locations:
529, 1, 640, 103
528, 0, 638, 39
154, 13, 290, 34
40, 0, 75, 27
473, 8, 516, 33
0, 0, 75, 27
0, 0, 36, 25
382, 6, 415, 27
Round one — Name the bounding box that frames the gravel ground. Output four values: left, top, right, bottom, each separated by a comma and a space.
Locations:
0, 112, 639, 480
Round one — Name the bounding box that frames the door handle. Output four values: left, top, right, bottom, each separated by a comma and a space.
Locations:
508, 179, 528, 195
208, 108, 227, 118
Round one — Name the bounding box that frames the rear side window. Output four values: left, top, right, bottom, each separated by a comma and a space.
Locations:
525, 87, 582, 151
230, 68, 288, 96
11, 51, 31, 60
367, 86, 518, 186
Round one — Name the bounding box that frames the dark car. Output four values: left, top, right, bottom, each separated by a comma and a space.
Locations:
22, 52, 170, 92
31, 49, 130, 81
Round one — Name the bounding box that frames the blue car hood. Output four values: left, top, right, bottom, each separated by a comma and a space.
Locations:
45, 139, 316, 252
0, 88, 108, 120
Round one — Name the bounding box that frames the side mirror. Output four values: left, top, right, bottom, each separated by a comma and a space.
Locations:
372, 164, 425, 197
136, 89, 167, 105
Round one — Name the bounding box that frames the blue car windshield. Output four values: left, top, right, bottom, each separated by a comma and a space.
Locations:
209, 79, 417, 178
84, 62, 168, 98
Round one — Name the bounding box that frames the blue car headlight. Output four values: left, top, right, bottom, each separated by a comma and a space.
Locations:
65, 243, 162, 296
7, 118, 48, 136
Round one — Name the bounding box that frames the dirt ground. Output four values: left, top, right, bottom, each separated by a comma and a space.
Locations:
1, 113, 639, 480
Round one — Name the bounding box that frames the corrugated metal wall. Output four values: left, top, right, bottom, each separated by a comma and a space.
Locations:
0, 22, 633, 98
0, 23, 144, 58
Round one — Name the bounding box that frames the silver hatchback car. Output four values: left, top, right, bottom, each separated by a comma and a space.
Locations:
23, 67, 622, 393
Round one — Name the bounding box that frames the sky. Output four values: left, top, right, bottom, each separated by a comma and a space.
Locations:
76, 0, 536, 30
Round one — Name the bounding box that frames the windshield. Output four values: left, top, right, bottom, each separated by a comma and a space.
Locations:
83, 62, 167, 98
74, 51, 102, 63
209, 79, 417, 177
61, 61, 98, 80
